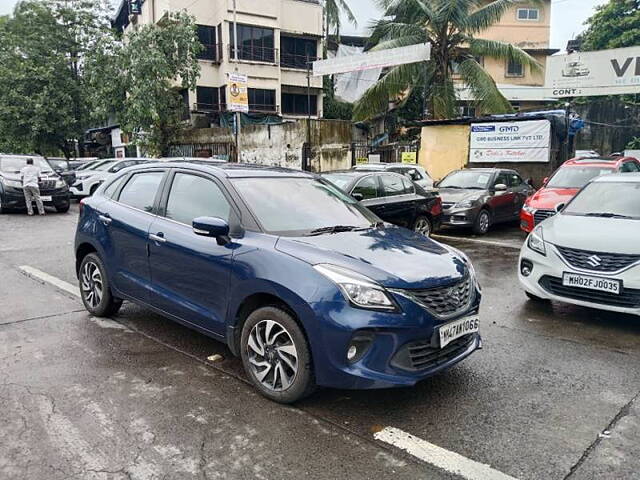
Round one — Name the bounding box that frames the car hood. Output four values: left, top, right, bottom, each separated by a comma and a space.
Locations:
543, 214, 640, 254
76, 170, 105, 179
1, 171, 57, 181
438, 188, 485, 203
528, 187, 578, 209
276, 226, 467, 289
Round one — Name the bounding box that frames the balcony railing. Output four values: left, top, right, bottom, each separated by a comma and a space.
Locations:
197, 43, 223, 63
280, 52, 319, 70
229, 45, 278, 64
193, 102, 227, 113
249, 103, 278, 114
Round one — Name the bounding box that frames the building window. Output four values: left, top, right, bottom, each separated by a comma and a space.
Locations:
517, 8, 539, 21
458, 104, 476, 118
248, 88, 276, 112
196, 86, 220, 111
281, 36, 317, 69
506, 59, 524, 77
282, 92, 317, 116
229, 24, 275, 63
197, 25, 218, 61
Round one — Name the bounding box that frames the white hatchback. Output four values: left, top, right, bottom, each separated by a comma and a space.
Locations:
519, 173, 640, 316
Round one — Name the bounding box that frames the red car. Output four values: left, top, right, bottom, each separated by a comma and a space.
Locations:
520, 156, 640, 232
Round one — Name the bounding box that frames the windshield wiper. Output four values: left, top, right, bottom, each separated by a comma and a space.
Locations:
441, 185, 461, 189
308, 225, 360, 236
584, 212, 632, 219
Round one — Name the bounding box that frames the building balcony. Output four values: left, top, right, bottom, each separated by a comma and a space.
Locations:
280, 52, 319, 70
228, 45, 278, 65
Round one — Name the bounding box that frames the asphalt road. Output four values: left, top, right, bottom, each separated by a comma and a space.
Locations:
1, 204, 639, 480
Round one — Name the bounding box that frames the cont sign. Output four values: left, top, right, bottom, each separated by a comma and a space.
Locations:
469, 120, 551, 163
546, 46, 640, 97
227, 72, 248, 113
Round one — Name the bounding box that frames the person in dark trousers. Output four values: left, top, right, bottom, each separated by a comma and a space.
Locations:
20, 158, 45, 216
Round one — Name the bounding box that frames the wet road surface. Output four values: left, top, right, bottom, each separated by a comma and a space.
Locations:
1, 205, 639, 479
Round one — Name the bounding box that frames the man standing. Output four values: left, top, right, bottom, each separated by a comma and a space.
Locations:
20, 158, 45, 216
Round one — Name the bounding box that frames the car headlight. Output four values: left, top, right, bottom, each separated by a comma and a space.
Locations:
527, 227, 546, 256
455, 198, 477, 209
522, 204, 536, 214
3, 179, 22, 188
55, 178, 66, 188
314, 264, 397, 311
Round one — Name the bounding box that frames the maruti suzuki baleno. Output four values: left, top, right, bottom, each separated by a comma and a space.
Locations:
75, 163, 482, 403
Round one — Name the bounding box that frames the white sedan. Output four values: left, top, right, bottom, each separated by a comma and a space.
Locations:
70, 158, 147, 197
519, 173, 640, 316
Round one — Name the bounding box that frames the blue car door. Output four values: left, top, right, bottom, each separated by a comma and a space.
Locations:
147, 170, 234, 336
98, 169, 166, 302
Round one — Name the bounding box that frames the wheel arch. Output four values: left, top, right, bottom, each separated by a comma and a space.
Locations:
75, 242, 98, 276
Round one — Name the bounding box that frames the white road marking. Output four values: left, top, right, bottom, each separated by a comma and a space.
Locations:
432, 234, 522, 250
18, 265, 80, 298
374, 427, 519, 480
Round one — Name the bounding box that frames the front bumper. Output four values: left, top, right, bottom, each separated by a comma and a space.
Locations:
518, 242, 640, 316
441, 206, 481, 227
1, 187, 70, 209
308, 286, 483, 390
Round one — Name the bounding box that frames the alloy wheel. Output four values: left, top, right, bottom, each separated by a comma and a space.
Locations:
478, 212, 490, 234
81, 261, 103, 309
247, 319, 298, 391
414, 218, 431, 236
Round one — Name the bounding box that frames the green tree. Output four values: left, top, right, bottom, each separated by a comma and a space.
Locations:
353, 0, 541, 121
325, 0, 357, 41
581, 0, 640, 51
86, 12, 201, 157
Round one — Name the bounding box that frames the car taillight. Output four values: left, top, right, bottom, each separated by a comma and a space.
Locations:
431, 196, 442, 215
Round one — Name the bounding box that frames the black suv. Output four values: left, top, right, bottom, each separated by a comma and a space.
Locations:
0, 154, 71, 213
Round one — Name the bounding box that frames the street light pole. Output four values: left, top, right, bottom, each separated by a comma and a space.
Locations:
233, 0, 241, 162
306, 54, 312, 171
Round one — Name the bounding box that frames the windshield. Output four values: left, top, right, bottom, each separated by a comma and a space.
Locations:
0, 156, 53, 174
564, 182, 640, 219
92, 161, 117, 171
321, 173, 356, 191
77, 161, 98, 170
232, 177, 379, 236
439, 170, 491, 189
546, 166, 614, 188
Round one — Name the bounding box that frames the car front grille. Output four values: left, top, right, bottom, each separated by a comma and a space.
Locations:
397, 276, 474, 319
39, 180, 56, 189
533, 209, 555, 225
555, 245, 640, 273
539, 276, 640, 309
391, 334, 476, 371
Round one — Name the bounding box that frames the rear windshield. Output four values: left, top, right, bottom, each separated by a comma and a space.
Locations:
0, 157, 53, 173
565, 182, 640, 219
546, 166, 614, 188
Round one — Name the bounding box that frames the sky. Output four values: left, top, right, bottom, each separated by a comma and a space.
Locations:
0, 0, 605, 50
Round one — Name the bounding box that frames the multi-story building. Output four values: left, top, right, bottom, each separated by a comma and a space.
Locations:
114, 0, 324, 123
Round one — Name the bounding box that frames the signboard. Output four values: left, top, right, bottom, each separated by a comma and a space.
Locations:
401, 152, 417, 164
546, 46, 640, 97
368, 154, 381, 163
313, 43, 431, 77
469, 120, 551, 163
356, 157, 368, 165
227, 72, 248, 113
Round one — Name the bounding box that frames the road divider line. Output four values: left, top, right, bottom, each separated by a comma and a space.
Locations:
18, 265, 80, 298
374, 427, 518, 480
432, 235, 521, 250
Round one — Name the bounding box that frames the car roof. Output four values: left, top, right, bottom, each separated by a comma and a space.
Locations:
0, 153, 45, 159
137, 162, 316, 179
563, 156, 638, 167
353, 162, 419, 170
592, 172, 640, 183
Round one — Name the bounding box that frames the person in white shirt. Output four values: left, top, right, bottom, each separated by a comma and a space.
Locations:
20, 158, 45, 216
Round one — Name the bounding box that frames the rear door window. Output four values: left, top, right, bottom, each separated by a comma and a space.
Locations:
118, 172, 164, 212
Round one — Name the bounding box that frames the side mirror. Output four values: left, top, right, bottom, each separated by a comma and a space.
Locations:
543, 177, 549, 185
433, 180, 440, 188
494, 183, 508, 192
193, 216, 230, 245
555, 203, 566, 213
352, 192, 364, 201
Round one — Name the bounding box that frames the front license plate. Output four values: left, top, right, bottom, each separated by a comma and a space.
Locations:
438, 315, 479, 349
40, 196, 52, 202
562, 272, 621, 294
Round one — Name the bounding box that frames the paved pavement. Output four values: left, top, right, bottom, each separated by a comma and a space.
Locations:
1, 204, 639, 480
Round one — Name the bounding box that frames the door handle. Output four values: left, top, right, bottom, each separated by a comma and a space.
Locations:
98, 214, 112, 226
149, 232, 166, 244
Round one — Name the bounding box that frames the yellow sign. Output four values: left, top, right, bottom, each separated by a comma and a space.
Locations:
401, 152, 417, 164
228, 72, 248, 113
356, 157, 368, 165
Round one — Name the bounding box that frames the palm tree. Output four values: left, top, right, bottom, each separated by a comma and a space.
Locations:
354, 0, 542, 121
325, 0, 357, 44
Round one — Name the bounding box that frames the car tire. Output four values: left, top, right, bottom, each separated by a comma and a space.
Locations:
413, 215, 433, 237
55, 203, 70, 213
525, 291, 549, 302
240, 306, 316, 404
79, 252, 122, 317
472, 209, 491, 235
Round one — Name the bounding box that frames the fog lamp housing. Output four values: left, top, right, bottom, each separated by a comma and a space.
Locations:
520, 259, 534, 277
347, 332, 374, 364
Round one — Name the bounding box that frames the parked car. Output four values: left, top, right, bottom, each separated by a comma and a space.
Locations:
321, 170, 442, 236
437, 168, 534, 235
520, 156, 640, 233
75, 163, 482, 403
68, 158, 98, 170
352, 162, 435, 189
75, 160, 101, 171
0, 154, 71, 213
519, 173, 640, 315
46, 158, 76, 186
70, 158, 149, 197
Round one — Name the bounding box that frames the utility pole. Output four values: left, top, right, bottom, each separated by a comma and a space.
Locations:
305, 54, 312, 171
233, 0, 241, 162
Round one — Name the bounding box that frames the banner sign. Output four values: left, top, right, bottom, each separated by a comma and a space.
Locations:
401, 152, 417, 164
227, 72, 248, 113
469, 120, 551, 163
313, 43, 431, 77
545, 46, 640, 97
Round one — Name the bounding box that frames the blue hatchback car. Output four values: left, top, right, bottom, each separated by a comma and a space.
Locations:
75, 162, 482, 403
